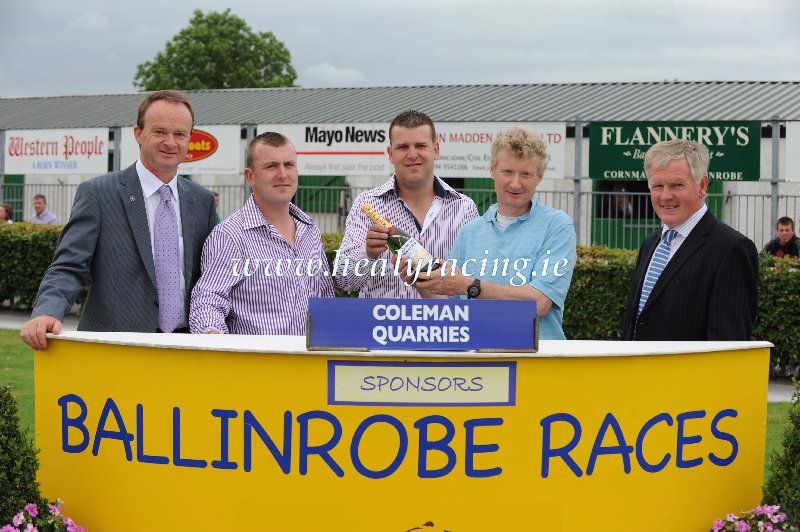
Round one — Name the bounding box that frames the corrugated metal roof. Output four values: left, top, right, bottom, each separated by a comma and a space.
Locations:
1, 81, 799, 129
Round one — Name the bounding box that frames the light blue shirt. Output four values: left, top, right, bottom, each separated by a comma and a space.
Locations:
28, 209, 59, 225
449, 199, 577, 340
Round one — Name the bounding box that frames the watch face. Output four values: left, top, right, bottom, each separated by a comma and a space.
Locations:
467, 282, 481, 299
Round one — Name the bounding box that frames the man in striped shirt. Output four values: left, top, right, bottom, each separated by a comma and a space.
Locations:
336, 110, 478, 298
189, 132, 334, 334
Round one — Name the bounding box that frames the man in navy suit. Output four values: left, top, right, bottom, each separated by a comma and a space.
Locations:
21, 90, 217, 349
622, 139, 758, 341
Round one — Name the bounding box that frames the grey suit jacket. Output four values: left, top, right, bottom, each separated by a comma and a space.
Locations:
31, 163, 217, 332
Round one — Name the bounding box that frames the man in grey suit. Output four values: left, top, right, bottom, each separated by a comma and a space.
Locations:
21, 90, 217, 349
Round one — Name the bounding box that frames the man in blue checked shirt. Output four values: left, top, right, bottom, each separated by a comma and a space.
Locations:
403, 126, 577, 340
189, 132, 334, 335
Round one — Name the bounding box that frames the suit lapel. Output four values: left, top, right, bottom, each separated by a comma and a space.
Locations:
177, 178, 196, 289
642, 210, 714, 313
634, 231, 661, 301
118, 164, 157, 289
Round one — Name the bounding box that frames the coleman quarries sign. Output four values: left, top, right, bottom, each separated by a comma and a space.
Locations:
4, 128, 108, 175
589, 122, 761, 181
258, 123, 390, 176
119, 125, 241, 175
307, 298, 537, 352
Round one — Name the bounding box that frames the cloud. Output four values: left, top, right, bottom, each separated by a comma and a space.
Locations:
67, 11, 110, 32
296, 24, 323, 40
303, 62, 365, 85
132, 23, 170, 39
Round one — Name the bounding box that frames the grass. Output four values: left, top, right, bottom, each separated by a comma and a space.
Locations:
0, 328, 34, 433
765, 401, 792, 478
0, 328, 794, 485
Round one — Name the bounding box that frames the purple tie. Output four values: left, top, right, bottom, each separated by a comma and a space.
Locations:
154, 185, 182, 333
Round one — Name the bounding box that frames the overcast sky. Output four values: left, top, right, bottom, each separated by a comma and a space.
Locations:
1, 0, 798, 98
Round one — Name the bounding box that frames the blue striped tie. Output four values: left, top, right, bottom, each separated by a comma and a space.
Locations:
638, 229, 677, 315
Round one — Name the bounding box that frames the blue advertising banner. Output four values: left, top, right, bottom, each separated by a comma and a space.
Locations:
306, 298, 537, 351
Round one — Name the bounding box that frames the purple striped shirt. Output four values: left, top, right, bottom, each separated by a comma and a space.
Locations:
336, 176, 478, 298
189, 195, 334, 335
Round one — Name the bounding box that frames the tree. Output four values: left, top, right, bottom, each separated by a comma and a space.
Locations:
133, 9, 296, 91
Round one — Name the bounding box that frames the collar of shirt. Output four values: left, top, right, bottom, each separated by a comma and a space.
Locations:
656, 203, 707, 262
661, 203, 707, 240
484, 198, 537, 224
136, 160, 179, 201
369, 175, 459, 201
240, 194, 314, 231
368, 175, 456, 233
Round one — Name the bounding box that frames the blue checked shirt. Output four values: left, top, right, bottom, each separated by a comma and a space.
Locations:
448, 199, 577, 339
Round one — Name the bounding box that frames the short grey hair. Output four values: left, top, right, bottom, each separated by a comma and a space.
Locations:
644, 139, 709, 184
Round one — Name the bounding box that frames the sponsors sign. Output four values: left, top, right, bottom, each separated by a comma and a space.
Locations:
328, 360, 516, 406
119, 125, 241, 174
35, 335, 769, 530
4, 128, 108, 175
258, 122, 566, 178
589, 122, 761, 181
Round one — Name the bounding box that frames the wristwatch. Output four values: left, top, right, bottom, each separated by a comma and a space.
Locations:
466, 279, 481, 299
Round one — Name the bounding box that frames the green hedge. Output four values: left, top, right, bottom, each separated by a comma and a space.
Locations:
756, 256, 800, 370
0, 223, 62, 309
2, 227, 798, 366
0, 386, 43, 524
562, 246, 637, 341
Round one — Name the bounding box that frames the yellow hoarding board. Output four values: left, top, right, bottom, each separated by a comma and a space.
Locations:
35, 335, 770, 531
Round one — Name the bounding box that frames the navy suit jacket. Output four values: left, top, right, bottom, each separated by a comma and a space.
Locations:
622, 210, 758, 341
31, 163, 217, 332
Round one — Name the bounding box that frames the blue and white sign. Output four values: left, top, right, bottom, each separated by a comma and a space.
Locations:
307, 298, 537, 351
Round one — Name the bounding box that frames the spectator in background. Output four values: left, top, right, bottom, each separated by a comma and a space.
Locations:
0, 203, 13, 224
213, 191, 221, 223
762, 216, 800, 258
190, 132, 334, 334
28, 194, 59, 224
622, 139, 758, 341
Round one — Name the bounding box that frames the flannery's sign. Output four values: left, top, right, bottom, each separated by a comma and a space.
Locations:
589, 122, 761, 181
